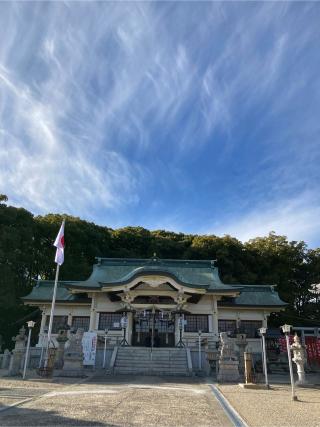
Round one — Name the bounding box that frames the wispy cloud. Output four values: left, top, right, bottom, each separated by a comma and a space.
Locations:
0, 2, 320, 247
211, 191, 320, 247
0, 3, 152, 218
0, 62, 139, 218
0, 2, 205, 219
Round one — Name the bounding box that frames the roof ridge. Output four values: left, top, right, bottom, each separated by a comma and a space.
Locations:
97, 257, 215, 265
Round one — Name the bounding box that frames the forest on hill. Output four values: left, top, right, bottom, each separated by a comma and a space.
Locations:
0, 194, 319, 348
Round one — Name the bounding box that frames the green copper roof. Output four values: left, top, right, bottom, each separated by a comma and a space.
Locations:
22, 281, 91, 304
66, 257, 236, 291
218, 285, 287, 307
22, 257, 287, 308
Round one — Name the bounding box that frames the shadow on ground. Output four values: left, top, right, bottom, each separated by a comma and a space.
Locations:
0, 406, 112, 426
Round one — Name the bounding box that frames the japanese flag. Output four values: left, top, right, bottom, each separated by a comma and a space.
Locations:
54, 220, 65, 265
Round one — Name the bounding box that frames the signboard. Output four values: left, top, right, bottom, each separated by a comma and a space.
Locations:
82, 332, 97, 366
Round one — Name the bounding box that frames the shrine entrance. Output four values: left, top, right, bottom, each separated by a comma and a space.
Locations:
132, 310, 175, 347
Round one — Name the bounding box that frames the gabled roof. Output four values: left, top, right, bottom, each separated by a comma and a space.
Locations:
218, 285, 287, 307
22, 257, 287, 308
66, 257, 237, 292
22, 281, 91, 304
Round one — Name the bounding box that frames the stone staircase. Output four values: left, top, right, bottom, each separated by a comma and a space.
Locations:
113, 347, 192, 376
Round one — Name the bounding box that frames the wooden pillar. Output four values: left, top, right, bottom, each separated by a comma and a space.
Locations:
127, 312, 133, 345
263, 311, 268, 328
174, 315, 180, 345
40, 309, 46, 334
89, 294, 96, 331
212, 298, 219, 340
67, 312, 72, 328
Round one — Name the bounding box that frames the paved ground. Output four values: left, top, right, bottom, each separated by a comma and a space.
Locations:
218, 383, 320, 427
1, 373, 320, 427
0, 375, 232, 426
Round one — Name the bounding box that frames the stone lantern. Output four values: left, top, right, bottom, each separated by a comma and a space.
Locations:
235, 333, 248, 373
8, 326, 27, 376
54, 329, 69, 369
291, 334, 306, 386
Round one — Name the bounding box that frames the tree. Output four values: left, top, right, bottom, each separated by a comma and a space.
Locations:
0, 203, 36, 348
151, 230, 193, 259
1, 202, 320, 348
111, 227, 152, 258
0, 194, 8, 204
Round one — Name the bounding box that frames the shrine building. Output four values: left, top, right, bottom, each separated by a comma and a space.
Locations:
23, 256, 286, 352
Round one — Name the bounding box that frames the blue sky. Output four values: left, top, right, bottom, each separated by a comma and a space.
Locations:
1, 2, 320, 247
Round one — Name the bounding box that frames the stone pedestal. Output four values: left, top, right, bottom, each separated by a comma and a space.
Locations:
295, 364, 306, 386
8, 327, 27, 376
217, 332, 240, 383
239, 383, 269, 389
218, 360, 240, 382
60, 328, 86, 377
1, 349, 11, 369
8, 349, 25, 376
206, 350, 219, 377
54, 330, 68, 369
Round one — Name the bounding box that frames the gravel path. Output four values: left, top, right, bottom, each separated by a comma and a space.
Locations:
217, 383, 320, 427
0, 376, 233, 426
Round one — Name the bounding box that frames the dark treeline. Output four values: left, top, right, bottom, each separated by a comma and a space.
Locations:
1, 195, 320, 348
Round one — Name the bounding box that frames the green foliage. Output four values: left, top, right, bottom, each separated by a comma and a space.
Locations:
0, 202, 36, 349
111, 227, 152, 258
0, 199, 319, 349
151, 230, 193, 259
34, 214, 112, 281
0, 194, 8, 204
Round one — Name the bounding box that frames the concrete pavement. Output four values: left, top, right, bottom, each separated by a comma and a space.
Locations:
1, 373, 319, 426
0, 375, 233, 426
217, 382, 320, 427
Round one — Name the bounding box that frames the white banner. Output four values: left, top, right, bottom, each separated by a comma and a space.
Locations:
82, 332, 97, 366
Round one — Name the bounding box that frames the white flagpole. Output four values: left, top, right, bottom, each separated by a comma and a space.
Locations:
44, 264, 60, 368
44, 219, 65, 369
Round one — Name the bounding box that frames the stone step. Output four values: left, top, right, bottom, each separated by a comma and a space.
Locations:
117, 355, 187, 362
117, 359, 186, 362
115, 362, 187, 367
114, 368, 189, 375
116, 351, 186, 356
117, 353, 186, 356
116, 358, 187, 362
114, 371, 189, 375
114, 348, 189, 376
116, 352, 186, 356
116, 361, 187, 364
115, 364, 187, 369
116, 364, 187, 369
116, 361, 186, 366
115, 363, 187, 367
117, 349, 182, 351
116, 356, 186, 360
117, 350, 186, 353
